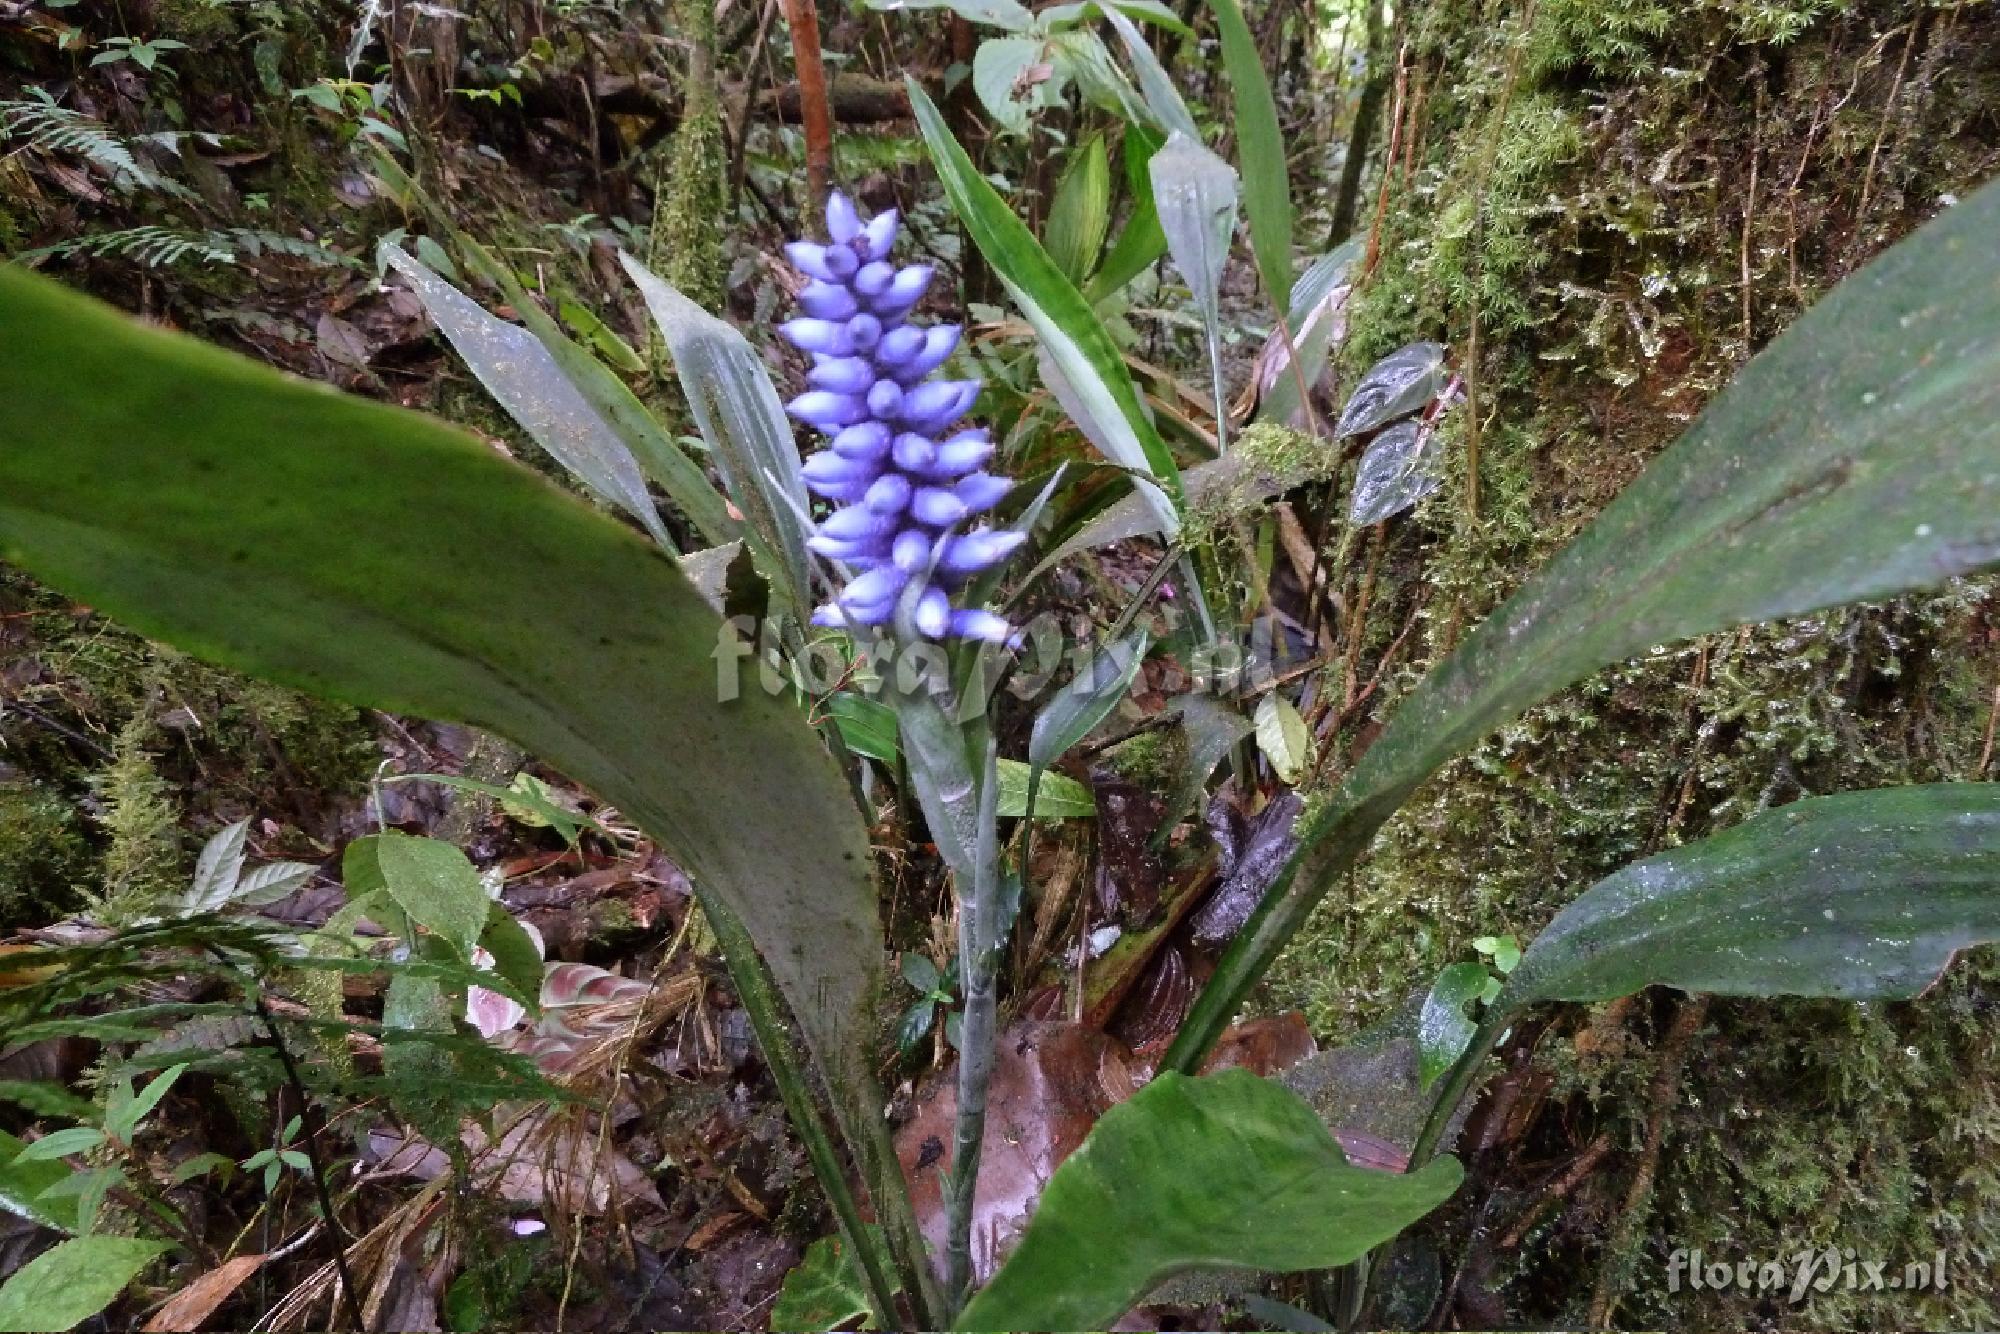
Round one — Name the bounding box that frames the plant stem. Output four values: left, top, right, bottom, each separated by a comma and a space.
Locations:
702, 894, 911, 1327
944, 730, 1002, 1313
228, 962, 366, 1333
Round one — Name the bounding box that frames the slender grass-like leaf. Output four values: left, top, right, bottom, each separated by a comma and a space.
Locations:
955, 1070, 1462, 1330
908, 79, 1185, 533
384, 245, 673, 550
1084, 124, 1169, 304
1099, 6, 1197, 141
1204, 0, 1291, 303
1166, 178, 2000, 1074
621, 252, 813, 620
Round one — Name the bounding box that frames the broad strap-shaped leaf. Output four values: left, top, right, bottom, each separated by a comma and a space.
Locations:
620, 253, 814, 621
1256, 240, 1358, 429
908, 78, 1185, 533
1498, 784, 2000, 1010
383, 245, 674, 550
1166, 178, 2000, 1072
0, 1236, 169, 1333
1205, 0, 1290, 304
0, 264, 890, 1234
955, 1069, 1463, 1331
1151, 131, 1239, 440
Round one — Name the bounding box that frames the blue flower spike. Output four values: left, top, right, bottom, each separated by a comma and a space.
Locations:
782, 192, 1025, 643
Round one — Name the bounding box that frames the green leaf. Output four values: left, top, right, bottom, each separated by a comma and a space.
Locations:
384, 772, 603, 847
1167, 176, 2000, 1074
900, 952, 942, 994
14, 1129, 106, 1163
829, 693, 900, 765
1205, 0, 1290, 303
956, 1070, 1463, 1330
1084, 123, 1169, 304
105, 1063, 185, 1144
1257, 240, 1359, 430
382, 245, 673, 549
1028, 629, 1149, 772
995, 760, 1096, 819
478, 905, 545, 1011
1498, 784, 2000, 1011
908, 78, 1184, 533
1252, 693, 1311, 784
0, 264, 893, 1266
864, 0, 1034, 32
348, 832, 490, 959
1417, 963, 1488, 1092
1044, 134, 1111, 287
1098, 6, 1198, 141
1149, 131, 1239, 437
0, 1236, 169, 1333
620, 253, 814, 621
773, 1226, 899, 1330
1472, 934, 1521, 974
972, 37, 1055, 136
184, 820, 249, 915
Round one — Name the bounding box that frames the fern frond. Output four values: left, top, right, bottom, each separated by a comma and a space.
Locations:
0, 95, 189, 199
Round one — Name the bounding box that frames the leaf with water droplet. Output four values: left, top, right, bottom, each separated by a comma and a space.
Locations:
1348, 419, 1445, 525
1336, 340, 1446, 439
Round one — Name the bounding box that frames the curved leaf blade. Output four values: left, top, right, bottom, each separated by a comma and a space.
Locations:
1150, 132, 1239, 437
908, 78, 1185, 532
1205, 0, 1290, 302
1168, 178, 2000, 1073
0, 265, 889, 1228
1500, 784, 2000, 1010
620, 253, 814, 621
955, 1069, 1463, 1331
1028, 628, 1150, 771
383, 245, 673, 550
0, 1236, 169, 1333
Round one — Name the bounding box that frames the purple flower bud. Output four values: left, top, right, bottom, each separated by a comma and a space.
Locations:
911, 486, 969, 528
949, 610, 1017, 644
938, 529, 1026, 577
831, 422, 894, 460
787, 390, 867, 432
785, 242, 837, 283
952, 472, 1012, 515
846, 313, 883, 351
780, 318, 850, 356
859, 209, 899, 262
798, 281, 859, 321
864, 473, 912, 514
826, 192, 861, 243
778, 191, 1023, 641
898, 380, 979, 435
852, 261, 896, 299
808, 357, 878, 395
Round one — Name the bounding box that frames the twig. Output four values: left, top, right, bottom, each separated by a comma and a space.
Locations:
1496, 1131, 1614, 1250
1977, 673, 1998, 777
1586, 995, 1710, 1327
226, 958, 367, 1333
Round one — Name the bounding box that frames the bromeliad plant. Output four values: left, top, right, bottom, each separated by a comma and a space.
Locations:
2, 63, 2000, 1331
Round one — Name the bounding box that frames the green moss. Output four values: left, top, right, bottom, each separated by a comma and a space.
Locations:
0, 782, 90, 928
92, 720, 186, 924
1103, 726, 1186, 793
152, 0, 242, 52
1265, 0, 2000, 1322
649, 0, 729, 315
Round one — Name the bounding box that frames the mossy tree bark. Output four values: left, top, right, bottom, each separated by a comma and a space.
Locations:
1267, 2, 2000, 1326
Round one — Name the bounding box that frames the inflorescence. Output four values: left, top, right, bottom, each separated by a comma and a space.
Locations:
781, 192, 1022, 642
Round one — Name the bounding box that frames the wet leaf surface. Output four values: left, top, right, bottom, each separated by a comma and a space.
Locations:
1334, 340, 1446, 439
1348, 418, 1445, 525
